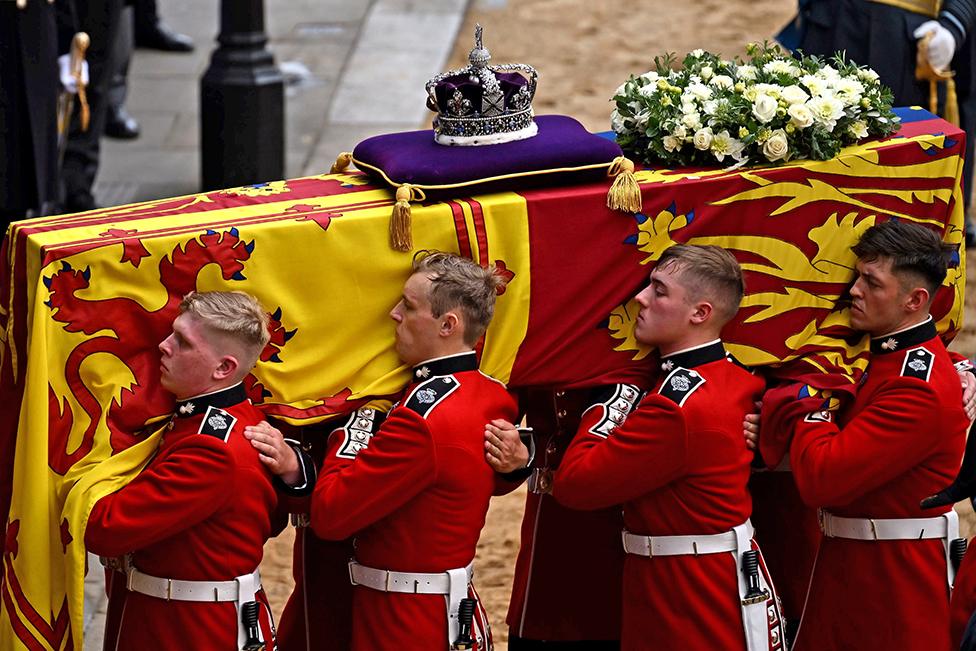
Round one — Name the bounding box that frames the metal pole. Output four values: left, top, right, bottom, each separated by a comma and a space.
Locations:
200, 0, 284, 190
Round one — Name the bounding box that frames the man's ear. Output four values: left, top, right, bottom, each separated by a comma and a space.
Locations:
213, 355, 241, 381
689, 301, 713, 325
440, 311, 462, 339
904, 286, 930, 314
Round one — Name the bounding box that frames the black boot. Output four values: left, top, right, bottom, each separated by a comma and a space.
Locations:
105, 105, 140, 140
135, 22, 194, 52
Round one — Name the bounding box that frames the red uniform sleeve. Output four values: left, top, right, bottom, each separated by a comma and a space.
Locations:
85, 437, 234, 557
311, 407, 436, 540
790, 378, 945, 507
553, 394, 688, 510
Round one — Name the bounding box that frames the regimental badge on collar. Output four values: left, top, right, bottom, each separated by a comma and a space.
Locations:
415, 366, 431, 380
658, 367, 706, 407
880, 337, 898, 351
661, 359, 675, 372
197, 405, 238, 442
178, 402, 195, 415
900, 347, 934, 382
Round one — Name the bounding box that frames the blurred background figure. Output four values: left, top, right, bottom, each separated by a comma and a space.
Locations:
105, 4, 139, 140
133, 0, 193, 52
0, 0, 80, 228
786, 0, 976, 244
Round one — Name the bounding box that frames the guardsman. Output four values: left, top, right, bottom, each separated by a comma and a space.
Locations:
762, 219, 967, 650
252, 252, 517, 650
83, 291, 309, 650
553, 244, 785, 651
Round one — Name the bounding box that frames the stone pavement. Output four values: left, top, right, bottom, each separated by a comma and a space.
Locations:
82, 0, 469, 645
93, 0, 469, 206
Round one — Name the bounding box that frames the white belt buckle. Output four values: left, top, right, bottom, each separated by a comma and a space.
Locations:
347, 561, 358, 587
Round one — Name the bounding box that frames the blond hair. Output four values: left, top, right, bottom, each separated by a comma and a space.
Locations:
656, 244, 744, 324
179, 291, 270, 370
412, 251, 502, 346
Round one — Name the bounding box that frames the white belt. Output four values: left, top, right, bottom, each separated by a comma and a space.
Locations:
349, 560, 475, 645
622, 520, 755, 557
348, 560, 473, 594
126, 566, 262, 603
820, 509, 960, 589
819, 510, 952, 540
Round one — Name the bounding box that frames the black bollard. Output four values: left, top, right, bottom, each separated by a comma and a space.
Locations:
200, 0, 284, 190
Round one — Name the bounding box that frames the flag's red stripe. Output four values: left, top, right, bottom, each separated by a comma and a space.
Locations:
449, 201, 472, 259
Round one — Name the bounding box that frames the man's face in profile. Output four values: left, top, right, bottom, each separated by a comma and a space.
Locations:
158, 313, 223, 400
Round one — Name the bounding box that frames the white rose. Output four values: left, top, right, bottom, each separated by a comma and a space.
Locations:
737, 65, 757, 81
672, 125, 688, 139
687, 82, 713, 100
614, 82, 630, 97
807, 94, 845, 130
702, 99, 719, 115
691, 48, 705, 58
700, 66, 714, 81
693, 127, 714, 150
788, 103, 815, 129
681, 99, 698, 114
711, 74, 734, 90
761, 129, 790, 162
848, 120, 869, 139
640, 71, 660, 83
663, 135, 682, 152
752, 94, 778, 123
818, 65, 841, 81
682, 112, 702, 130
639, 84, 657, 98
780, 84, 810, 106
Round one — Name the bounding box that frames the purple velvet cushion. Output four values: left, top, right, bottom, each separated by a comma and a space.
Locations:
351, 114, 623, 196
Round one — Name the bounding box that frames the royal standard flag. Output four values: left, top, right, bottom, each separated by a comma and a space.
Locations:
0, 107, 965, 649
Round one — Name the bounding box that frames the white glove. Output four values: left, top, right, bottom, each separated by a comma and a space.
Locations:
914, 20, 957, 71
57, 54, 89, 94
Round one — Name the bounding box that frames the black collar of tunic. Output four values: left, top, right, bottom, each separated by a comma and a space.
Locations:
174, 383, 247, 418
870, 317, 936, 355
660, 340, 726, 371
411, 351, 478, 381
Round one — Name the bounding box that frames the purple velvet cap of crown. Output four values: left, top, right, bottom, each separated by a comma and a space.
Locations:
353, 114, 623, 190
430, 72, 529, 115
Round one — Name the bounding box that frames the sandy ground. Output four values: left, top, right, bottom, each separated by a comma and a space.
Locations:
259, 1, 976, 647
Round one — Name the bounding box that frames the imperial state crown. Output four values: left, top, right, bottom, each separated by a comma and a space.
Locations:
425, 25, 538, 146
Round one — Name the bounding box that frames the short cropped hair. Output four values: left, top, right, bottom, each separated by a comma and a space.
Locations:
656, 244, 744, 324
851, 220, 951, 294
179, 291, 270, 370
412, 251, 502, 346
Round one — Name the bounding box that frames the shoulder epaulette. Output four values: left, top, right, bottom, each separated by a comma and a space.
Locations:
658, 367, 706, 407
334, 407, 386, 460
403, 376, 460, 418
197, 405, 238, 442
586, 383, 643, 438
901, 347, 935, 382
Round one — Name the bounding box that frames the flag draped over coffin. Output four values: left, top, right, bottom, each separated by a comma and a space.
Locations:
0, 107, 966, 649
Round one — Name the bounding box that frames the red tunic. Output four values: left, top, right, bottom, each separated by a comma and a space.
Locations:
789, 321, 966, 651
554, 342, 776, 651
506, 388, 624, 642
85, 384, 282, 650
311, 352, 518, 651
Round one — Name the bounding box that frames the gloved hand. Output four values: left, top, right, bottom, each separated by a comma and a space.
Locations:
914, 20, 957, 71
57, 53, 89, 94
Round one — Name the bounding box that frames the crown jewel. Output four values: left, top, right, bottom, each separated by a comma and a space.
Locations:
425, 25, 538, 146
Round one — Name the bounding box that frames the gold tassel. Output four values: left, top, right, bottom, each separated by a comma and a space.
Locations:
606, 156, 642, 213
390, 185, 414, 252
945, 77, 961, 127
330, 151, 353, 175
